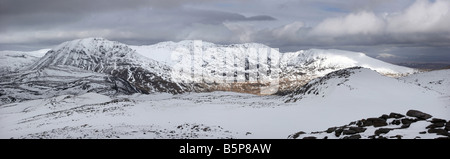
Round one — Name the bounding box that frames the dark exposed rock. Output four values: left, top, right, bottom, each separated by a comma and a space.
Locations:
363, 118, 387, 127
389, 135, 402, 139
431, 118, 446, 124
401, 118, 416, 125
426, 122, 445, 129
343, 130, 357, 135
406, 110, 432, 120
349, 127, 367, 133
335, 128, 344, 137
400, 124, 410, 129
343, 134, 361, 139
326, 127, 337, 133
356, 120, 364, 127
391, 119, 401, 125
302, 136, 317, 139
379, 114, 389, 120
323, 136, 328, 139
419, 131, 426, 134
428, 128, 448, 136
375, 128, 393, 136
291, 131, 306, 139
376, 136, 388, 139
446, 121, 450, 131
389, 112, 405, 119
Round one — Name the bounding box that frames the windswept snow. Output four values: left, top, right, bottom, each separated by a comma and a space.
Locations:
400, 69, 450, 96
0, 38, 447, 139
1, 68, 447, 139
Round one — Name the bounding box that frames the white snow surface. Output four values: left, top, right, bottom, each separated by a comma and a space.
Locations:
1, 68, 447, 139
130, 41, 416, 77
400, 69, 450, 96
0, 50, 47, 74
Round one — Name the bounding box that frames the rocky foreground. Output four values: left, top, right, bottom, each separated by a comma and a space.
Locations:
289, 110, 450, 139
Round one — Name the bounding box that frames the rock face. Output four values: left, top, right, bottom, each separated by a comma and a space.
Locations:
289, 110, 450, 139
375, 128, 393, 136
389, 113, 405, 119
446, 121, 450, 131
28, 38, 188, 94
406, 110, 432, 120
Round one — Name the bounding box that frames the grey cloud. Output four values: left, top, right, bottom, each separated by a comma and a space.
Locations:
1, 0, 449, 64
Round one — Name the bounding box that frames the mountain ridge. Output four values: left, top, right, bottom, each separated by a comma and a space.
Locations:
2, 37, 418, 97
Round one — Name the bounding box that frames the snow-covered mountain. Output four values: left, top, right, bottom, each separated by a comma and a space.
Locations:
0, 65, 138, 105
0, 49, 49, 75
400, 69, 450, 96
1, 68, 447, 139
131, 40, 416, 95
2, 38, 416, 97
28, 38, 189, 94
0, 38, 448, 139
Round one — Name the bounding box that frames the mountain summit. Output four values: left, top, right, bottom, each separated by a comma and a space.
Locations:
2, 37, 417, 98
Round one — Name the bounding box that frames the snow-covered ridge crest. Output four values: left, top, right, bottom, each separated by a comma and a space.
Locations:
27, 37, 188, 94
281, 49, 416, 77
21, 37, 417, 95
131, 40, 416, 94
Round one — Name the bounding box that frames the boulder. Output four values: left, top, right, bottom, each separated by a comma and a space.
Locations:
342, 130, 357, 135
343, 134, 361, 139
401, 118, 416, 125
389, 112, 405, 119
406, 110, 432, 120
391, 119, 401, 125
356, 120, 364, 127
428, 128, 449, 136
375, 128, 393, 136
326, 127, 337, 133
379, 114, 389, 120
431, 118, 446, 123
419, 131, 426, 134
389, 135, 402, 139
446, 121, 450, 131
349, 127, 367, 133
364, 118, 387, 127
426, 122, 445, 129
302, 136, 317, 139
291, 131, 306, 139
335, 128, 343, 137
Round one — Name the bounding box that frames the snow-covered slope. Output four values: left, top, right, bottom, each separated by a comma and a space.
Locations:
0, 88, 447, 139
28, 38, 188, 94
0, 51, 41, 74
400, 69, 450, 96
0, 65, 138, 105
281, 49, 415, 77
285, 67, 438, 101
1, 38, 417, 96
285, 67, 446, 113
131, 40, 416, 95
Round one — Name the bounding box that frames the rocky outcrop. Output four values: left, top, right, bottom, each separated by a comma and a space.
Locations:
288, 110, 450, 139
406, 110, 432, 120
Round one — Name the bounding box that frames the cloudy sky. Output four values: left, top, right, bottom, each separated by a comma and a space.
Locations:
1, 0, 450, 64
